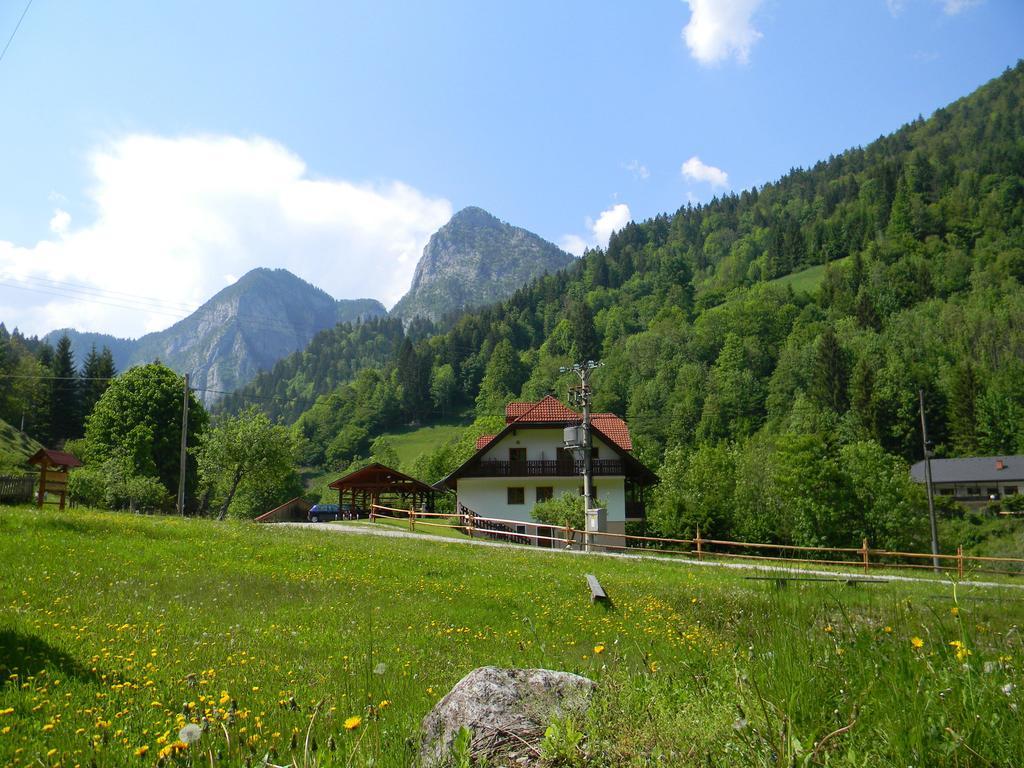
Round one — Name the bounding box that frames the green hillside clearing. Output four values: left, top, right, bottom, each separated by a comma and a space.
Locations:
2, 505, 1022, 766
382, 418, 471, 470
0, 418, 41, 472
767, 256, 850, 294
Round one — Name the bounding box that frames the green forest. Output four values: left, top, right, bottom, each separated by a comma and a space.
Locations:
4, 63, 1024, 548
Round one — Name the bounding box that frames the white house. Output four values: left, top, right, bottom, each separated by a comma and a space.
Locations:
437, 395, 658, 547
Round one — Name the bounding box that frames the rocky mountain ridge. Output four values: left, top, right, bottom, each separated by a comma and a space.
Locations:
390, 206, 574, 323
48, 268, 385, 403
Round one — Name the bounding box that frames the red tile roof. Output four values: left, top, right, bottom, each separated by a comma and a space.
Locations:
591, 414, 633, 451
505, 394, 580, 424
489, 395, 634, 453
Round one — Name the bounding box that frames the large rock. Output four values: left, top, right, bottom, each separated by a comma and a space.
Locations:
420, 666, 596, 767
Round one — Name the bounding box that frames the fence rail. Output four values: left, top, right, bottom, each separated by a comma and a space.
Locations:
367, 504, 1024, 579
0, 475, 35, 504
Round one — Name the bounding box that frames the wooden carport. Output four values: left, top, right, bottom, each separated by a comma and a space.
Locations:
328, 463, 438, 517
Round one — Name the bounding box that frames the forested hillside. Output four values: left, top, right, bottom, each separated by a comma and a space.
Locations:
241, 63, 1023, 549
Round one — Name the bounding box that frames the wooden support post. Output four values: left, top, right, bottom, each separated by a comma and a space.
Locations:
862, 537, 870, 573
957, 544, 964, 579
409, 506, 415, 531
468, 511, 475, 539
695, 525, 703, 562
565, 524, 572, 550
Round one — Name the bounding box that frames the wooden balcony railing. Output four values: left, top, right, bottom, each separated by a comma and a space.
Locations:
463, 459, 625, 478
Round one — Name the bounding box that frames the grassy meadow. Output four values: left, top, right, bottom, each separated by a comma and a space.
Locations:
1, 505, 1023, 767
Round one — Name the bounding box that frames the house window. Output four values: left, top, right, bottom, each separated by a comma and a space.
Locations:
939, 488, 955, 496
507, 487, 525, 505
967, 487, 980, 496
1006, 486, 1019, 496
509, 447, 526, 463
987, 488, 999, 499
536, 487, 553, 502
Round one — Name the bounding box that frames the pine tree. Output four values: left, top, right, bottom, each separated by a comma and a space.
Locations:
567, 292, 600, 364
810, 327, 849, 413
80, 345, 116, 426
947, 362, 981, 455
49, 335, 80, 442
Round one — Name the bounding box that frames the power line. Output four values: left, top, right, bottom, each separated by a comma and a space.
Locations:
0, 0, 32, 65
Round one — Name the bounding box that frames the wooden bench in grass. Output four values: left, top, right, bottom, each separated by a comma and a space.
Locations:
744, 575, 887, 588
586, 574, 607, 602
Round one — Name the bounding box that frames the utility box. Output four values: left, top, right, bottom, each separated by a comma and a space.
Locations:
585, 507, 607, 532
563, 425, 584, 448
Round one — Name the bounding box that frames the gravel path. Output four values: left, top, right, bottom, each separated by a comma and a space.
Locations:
274, 521, 1024, 592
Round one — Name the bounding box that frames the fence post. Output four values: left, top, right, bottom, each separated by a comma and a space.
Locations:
862, 538, 870, 573
695, 525, 703, 562
409, 506, 415, 531
564, 524, 572, 550
468, 511, 475, 539
957, 544, 964, 579
370, 504, 375, 524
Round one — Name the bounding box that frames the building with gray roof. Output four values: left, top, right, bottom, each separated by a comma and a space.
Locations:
910, 455, 1024, 505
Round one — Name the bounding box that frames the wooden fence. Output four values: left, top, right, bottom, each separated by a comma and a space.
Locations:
0, 475, 35, 505
368, 504, 1024, 579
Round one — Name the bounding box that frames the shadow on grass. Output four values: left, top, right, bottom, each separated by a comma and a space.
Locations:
0, 629, 92, 681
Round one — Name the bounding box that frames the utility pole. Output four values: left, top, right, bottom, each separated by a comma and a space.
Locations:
176, 373, 190, 517
919, 388, 940, 574
561, 360, 602, 552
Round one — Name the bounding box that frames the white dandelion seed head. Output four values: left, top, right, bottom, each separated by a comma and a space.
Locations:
178, 723, 202, 744
373, 662, 387, 676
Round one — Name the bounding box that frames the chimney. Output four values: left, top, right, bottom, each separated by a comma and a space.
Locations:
996, 459, 1006, 471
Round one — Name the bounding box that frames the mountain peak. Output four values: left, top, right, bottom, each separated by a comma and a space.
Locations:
391, 207, 572, 323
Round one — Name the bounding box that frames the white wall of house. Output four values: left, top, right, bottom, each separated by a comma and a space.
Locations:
480, 428, 616, 462
456, 476, 626, 523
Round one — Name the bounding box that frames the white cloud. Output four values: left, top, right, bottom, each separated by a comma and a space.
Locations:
942, 0, 982, 14
0, 134, 452, 337
48, 209, 71, 236
681, 156, 729, 188
622, 160, 650, 180
682, 0, 764, 66
560, 203, 632, 256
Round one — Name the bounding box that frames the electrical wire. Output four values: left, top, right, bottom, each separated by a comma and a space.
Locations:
0, 0, 32, 65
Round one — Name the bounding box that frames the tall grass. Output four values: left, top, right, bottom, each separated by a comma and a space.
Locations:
0, 505, 1021, 766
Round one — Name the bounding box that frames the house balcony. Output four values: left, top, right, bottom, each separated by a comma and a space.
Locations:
464, 459, 625, 478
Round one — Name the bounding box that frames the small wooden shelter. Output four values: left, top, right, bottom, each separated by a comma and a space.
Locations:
28, 449, 83, 510
254, 497, 312, 523
328, 463, 438, 516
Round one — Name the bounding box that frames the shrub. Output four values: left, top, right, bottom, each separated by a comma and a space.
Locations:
533, 493, 584, 530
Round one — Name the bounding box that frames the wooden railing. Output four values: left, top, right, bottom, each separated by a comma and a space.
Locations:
460, 458, 625, 478
0, 475, 35, 504
366, 504, 1024, 579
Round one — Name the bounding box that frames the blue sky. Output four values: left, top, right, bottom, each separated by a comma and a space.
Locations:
1, 0, 1022, 338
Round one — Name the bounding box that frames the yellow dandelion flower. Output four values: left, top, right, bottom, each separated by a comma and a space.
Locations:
593, 644, 606, 655
42, 723, 54, 732
884, 626, 893, 633
0, 708, 13, 716
949, 640, 972, 662
46, 748, 57, 758
824, 625, 833, 633
344, 716, 362, 731
134, 745, 149, 758
379, 700, 391, 709
2, 726, 10, 735
911, 636, 924, 649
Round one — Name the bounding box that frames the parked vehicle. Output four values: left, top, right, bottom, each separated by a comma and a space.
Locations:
308, 503, 340, 523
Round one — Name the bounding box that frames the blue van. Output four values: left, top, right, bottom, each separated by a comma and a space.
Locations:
308, 503, 340, 523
